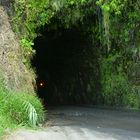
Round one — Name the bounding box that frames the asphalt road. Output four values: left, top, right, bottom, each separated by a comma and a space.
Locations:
5, 106, 140, 140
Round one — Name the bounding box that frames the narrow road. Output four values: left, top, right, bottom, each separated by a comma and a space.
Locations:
6, 106, 140, 140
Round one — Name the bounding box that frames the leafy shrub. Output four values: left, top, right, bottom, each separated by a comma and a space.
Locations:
102, 74, 129, 106
124, 87, 140, 108
0, 77, 44, 137
1, 92, 45, 126
101, 54, 140, 108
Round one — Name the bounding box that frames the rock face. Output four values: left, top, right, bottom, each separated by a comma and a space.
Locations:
0, 6, 35, 93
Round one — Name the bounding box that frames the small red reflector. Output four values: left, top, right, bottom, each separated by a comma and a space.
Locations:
40, 83, 43, 86
39, 81, 45, 87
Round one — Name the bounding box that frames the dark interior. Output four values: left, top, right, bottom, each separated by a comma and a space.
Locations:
32, 28, 90, 105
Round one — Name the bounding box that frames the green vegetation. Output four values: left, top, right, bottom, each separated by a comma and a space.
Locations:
0, 0, 139, 137
10, 0, 140, 108
101, 54, 140, 108
0, 78, 44, 138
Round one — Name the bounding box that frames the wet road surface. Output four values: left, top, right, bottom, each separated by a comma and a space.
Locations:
5, 106, 140, 140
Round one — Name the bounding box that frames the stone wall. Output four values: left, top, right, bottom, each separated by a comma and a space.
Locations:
0, 6, 35, 93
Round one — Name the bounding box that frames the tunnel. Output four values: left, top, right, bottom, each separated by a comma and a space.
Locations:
32, 26, 101, 106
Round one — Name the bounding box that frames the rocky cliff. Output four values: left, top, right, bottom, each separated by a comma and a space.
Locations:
0, 6, 35, 93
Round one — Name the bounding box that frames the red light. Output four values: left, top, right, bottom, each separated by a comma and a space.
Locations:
40, 83, 43, 86
39, 81, 45, 87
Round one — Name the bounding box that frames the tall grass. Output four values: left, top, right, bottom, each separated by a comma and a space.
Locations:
0, 78, 45, 137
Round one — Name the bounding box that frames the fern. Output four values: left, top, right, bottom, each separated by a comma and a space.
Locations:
23, 101, 38, 126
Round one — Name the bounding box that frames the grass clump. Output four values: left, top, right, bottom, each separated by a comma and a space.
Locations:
0, 79, 45, 138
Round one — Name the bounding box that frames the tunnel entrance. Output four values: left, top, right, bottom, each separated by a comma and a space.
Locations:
32, 27, 101, 106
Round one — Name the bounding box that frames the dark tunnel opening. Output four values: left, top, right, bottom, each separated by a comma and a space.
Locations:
31, 28, 101, 106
